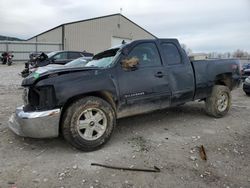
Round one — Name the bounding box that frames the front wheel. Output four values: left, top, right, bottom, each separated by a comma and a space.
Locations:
62, 96, 116, 151
205, 85, 231, 118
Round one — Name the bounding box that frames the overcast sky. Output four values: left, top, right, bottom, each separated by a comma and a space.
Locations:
0, 0, 249, 52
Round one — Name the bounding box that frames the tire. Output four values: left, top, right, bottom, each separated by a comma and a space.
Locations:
62, 96, 116, 151
205, 85, 231, 118
245, 92, 250, 96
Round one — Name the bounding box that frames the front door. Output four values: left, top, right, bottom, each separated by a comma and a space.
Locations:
117, 42, 171, 118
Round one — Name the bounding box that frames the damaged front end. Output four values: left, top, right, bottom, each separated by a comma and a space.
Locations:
23, 85, 57, 112
8, 73, 61, 138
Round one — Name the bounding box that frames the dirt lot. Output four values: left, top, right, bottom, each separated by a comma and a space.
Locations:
0, 64, 250, 188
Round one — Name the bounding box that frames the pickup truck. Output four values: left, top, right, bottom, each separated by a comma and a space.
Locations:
9, 39, 241, 151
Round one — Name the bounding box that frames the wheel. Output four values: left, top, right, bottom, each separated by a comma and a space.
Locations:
205, 85, 231, 118
245, 92, 250, 96
62, 96, 116, 151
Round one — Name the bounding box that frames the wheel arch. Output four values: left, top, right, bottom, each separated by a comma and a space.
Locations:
59, 90, 117, 134
214, 73, 233, 90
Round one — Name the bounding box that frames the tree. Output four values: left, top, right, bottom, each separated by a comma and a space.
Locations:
233, 49, 245, 58
181, 44, 192, 55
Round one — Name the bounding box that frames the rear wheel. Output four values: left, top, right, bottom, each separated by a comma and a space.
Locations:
205, 85, 231, 118
62, 96, 116, 151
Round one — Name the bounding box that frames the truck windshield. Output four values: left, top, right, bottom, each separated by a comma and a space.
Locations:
85, 48, 120, 68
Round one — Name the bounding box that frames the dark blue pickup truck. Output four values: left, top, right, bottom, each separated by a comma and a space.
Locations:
9, 39, 241, 151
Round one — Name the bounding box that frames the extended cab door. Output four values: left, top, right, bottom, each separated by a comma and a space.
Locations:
160, 41, 195, 105
117, 41, 171, 117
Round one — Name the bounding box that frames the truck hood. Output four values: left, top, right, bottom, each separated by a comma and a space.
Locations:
22, 66, 101, 87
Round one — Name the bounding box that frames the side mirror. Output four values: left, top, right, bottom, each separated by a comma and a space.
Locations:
121, 57, 139, 71
51, 57, 56, 62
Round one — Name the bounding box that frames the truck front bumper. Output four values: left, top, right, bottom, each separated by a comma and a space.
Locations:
8, 106, 61, 138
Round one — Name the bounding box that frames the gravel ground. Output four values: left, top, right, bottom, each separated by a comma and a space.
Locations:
0, 64, 250, 188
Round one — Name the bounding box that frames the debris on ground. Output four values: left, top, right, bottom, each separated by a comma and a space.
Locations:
199, 145, 207, 161
190, 156, 197, 161
191, 136, 201, 142
91, 163, 160, 173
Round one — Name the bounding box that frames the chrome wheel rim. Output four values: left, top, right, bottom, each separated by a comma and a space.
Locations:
217, 93, 228, 112
77, 108, 107, 141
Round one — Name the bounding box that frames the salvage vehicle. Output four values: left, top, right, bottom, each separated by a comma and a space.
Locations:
243, 76, 250, 96
25, 57, 90, 77
21, 51, 93, 77
45, 50, 93, 65
9, 39, 241, 151
242, 68, 250, 80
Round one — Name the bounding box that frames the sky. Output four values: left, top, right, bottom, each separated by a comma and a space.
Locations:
0, 0, 249, 53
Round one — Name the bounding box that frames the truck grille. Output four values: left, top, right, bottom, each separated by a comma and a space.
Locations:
23, 86, 56, 112
22, 88, 29, 105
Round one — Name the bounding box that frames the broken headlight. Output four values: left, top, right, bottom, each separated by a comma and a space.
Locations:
23, 85, 56, 111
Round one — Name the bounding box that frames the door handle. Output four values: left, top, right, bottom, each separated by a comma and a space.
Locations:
155, 72, 164, 78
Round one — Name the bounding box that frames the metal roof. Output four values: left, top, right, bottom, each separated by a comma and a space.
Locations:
27, 13, 157, 40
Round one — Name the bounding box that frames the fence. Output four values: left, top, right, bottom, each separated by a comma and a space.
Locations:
0, 41, 62, 62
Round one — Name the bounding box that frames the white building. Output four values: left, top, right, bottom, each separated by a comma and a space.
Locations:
27, 14, 156, 54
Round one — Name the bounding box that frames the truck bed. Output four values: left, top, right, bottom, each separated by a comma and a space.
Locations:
191, 59, 241, 100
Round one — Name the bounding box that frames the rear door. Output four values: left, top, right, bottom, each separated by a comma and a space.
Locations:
160, 42, 195, 105
68, 52, 83, 62
117, 41, 171, 116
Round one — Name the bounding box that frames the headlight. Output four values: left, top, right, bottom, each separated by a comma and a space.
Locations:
245, 77, 250, 84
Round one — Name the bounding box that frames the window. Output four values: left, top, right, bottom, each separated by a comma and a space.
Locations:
68, 52, 82, 59
128, 43, 161, 67
53, 52, 67, 60
161, 43, 181, 65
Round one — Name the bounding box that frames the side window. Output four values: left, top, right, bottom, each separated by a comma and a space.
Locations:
161, 43, 181, 65
68, 52, 82, 59
128, 43, 161, 67
53, 52, 67, 60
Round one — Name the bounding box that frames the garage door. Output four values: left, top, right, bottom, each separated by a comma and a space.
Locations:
111, 37, 132, 47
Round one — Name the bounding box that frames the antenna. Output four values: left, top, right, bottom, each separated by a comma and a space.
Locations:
120, 8, 123, 14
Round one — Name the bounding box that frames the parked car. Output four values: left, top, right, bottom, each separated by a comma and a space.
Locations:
242, 68, 250, 79
46, 50, 93, 65
243, 76, 250, 96
9, 39, 241, 151
21, 51, 93, 77
32, 57, 89, 74
242, 63, 250, 70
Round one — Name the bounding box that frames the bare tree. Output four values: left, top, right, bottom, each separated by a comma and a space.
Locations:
233, 49, 245, 58
181, 44, 192, 55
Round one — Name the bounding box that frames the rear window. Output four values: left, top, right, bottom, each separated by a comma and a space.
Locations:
68, 52, 82, 59
161, 43, 181, 65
